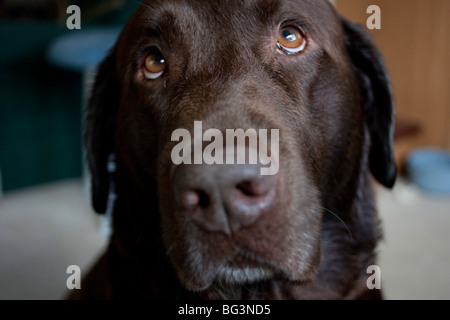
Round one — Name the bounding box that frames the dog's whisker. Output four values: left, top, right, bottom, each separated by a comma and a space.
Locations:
322, 207, 354, 242
137, 1, 152, 10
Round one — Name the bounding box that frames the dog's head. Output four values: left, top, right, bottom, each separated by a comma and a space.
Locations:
85, 0, 395, 292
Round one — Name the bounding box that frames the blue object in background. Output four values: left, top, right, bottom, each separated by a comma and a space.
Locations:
47, 27, 122, 72
407, 148, 450, 195
0, 0, 139, 193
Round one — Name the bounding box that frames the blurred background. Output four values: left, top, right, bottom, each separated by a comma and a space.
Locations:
0, 0, 449, 299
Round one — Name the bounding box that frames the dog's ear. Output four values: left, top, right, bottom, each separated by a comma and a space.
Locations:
340, 16, 397, 188
84, 51, 119, 213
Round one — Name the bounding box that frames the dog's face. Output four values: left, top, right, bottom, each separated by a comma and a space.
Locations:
85, 0, 395, 292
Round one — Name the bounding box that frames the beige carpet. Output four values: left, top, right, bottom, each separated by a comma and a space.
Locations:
0, 180, 107, 300
0, 178, 449, 300
377, 181, 450, 299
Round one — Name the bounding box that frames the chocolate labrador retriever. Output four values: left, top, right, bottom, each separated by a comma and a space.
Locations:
76, 0, 396, 300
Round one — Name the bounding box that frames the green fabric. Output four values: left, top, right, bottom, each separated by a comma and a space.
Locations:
0, 1, 139, 192
0, 22, 83, 192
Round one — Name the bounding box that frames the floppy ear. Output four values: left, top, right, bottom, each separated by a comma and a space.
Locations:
340, 16, 397, 188
84, 51, 119, 213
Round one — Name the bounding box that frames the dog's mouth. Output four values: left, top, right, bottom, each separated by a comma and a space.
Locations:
165, 198, 323, 292
177, 241, 318, 292
160, 141, 323, 292
215, 250, 277, 284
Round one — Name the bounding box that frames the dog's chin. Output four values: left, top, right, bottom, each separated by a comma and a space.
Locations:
215, 265, 274, 284
179, 265, 274, 292
177, 255, 318, 292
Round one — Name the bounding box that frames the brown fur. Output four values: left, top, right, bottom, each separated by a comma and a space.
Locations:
74, 0, 396, 300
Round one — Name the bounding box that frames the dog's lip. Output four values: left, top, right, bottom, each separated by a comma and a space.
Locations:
232, 254, 262, 268
211, 251, 277, 284
230, 249, 272, 268
222, 249, 284, 277
182, 247, 317, 290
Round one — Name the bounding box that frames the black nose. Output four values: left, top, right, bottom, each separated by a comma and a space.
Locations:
172, 164, 277, 235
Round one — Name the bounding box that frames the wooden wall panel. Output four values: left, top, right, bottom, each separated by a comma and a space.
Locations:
337, 0, 450, 165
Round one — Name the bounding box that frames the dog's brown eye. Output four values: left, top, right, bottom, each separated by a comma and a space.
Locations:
144, 50, 166, 79
277, 24, 306, 55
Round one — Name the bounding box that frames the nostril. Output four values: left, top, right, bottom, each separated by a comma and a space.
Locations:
197, 190, 210, 208
226, 175, 276, 232
235, 177, 273, 197
173, 164, 277, 234
236, 181, 256, 196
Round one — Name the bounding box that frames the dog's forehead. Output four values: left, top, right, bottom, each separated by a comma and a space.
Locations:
126, 0, 340, 44
116, 0, 344, 76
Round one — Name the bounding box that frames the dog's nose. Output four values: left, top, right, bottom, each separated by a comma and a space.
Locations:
173, 164, 276, 235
